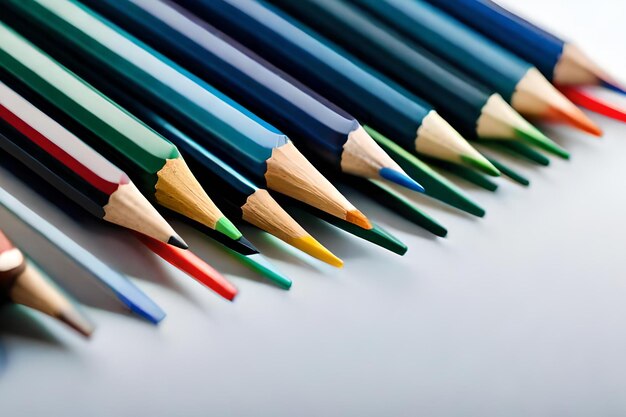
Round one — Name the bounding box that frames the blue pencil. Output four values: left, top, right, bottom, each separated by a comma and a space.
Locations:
0, 185, 166, 324
175, 0, 500, 177
351, 0, 601, 136
423, 0, 625, 94
79, 0, 423, 194
4, 0, 372, 230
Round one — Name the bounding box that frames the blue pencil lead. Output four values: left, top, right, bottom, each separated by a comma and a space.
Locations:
379, 167, 425, 193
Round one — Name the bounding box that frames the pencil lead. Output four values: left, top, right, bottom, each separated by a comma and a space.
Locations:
215, 216, 242, 241
291, 235, 344, 268
601, 80, 626, 95
460, 155, 501, 177
345, 209, 373, 230
246, 253, 293, 289
379, 167, 425, 193
513, 126, 570, 159
58, 309, 94, 338
167, 234, 189, 250
545, 105, 603, 137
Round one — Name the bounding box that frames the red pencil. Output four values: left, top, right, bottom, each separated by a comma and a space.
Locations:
135, 233, 238, 301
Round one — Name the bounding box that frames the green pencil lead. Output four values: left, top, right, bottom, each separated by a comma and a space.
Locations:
486, 158, 530, 187
460, 154, 501, 177
215, 216, 243, 240
514, 126, 570, 159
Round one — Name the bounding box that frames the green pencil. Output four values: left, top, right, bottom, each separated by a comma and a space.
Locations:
0, 22, 241, 241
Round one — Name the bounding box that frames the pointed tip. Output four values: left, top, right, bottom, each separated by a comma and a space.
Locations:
247, 254, 293, 289
514, 127, 570, 159
291, 235, 343, 268
547, 106, 603, 137
238, 235, 260, 255
58, 309, 94, 338
215, 216, 243, 240
601, 79, 626, 95
167, 234, 188, 250
345, 209, 373, 230
460, 155, 501, 177
379, 167, 425, 193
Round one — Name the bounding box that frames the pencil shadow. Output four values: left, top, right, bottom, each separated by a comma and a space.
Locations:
0, 306, 66, 348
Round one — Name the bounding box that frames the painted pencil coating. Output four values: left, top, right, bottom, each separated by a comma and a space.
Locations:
7, 0, 282, 175
82, 0, 420, 192
0, 17, 241, 240
176, 0, 429, 149
352, 0, 528, 101
7, 0, 369, 228
177, 0, 496, 175
0, 23, 175, 174
0, 186, 166, 324
0, 80, 188, 247
269, 0, 565, 163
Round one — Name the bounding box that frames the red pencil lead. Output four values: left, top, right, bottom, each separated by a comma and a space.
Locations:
135, 233, 238, 301
560, 87, 626, 124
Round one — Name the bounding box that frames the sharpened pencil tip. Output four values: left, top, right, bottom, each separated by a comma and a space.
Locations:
247, 254, 293, 289
291, 235, 343, 267
58, 309, 94, 338
215, 216, 243, 240
378, 167, 425, 193
460, 155, 501, 177
514, 127, 570, 159
601, 79, 626, 95
345, 209, 373, 230
546, 105, 603, 137
167, 234, 188, 250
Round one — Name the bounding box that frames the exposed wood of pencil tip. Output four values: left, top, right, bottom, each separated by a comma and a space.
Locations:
476, 93, 532, 139
242, 189, 343, 267
511, 68, 602, 136
265, 141, 372, 230
155, 157, 225, 229
416, 110, 490, 164
554, 44, 613, 87
341, 125, 404, 178
1, 249, 93, 337
104, 181, 186, 247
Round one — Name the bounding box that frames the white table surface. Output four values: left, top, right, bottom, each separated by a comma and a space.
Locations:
1, 1, 625, 416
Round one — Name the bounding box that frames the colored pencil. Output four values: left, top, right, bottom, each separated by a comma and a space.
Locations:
0, 21, 242, 243
5, 0, 372, 231
0, 185, 166, 324
0, 229, 93, 337
98, 78, 343, 267
271, 0, 568, 159
135, 234, 238, 301
350, 0, 601, 136
83, 0, 423, 194
0, 81, 187, 249
424, 0, 624, 93
176, 0, 499, 177
6, 37, 341, 269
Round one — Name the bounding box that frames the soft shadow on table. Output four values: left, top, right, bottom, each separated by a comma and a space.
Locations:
0, 306, 66, 349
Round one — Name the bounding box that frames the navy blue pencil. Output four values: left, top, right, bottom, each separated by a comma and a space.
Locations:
175, 0, 500, 177
423, 0, 624, 94
80, 0, 423, 193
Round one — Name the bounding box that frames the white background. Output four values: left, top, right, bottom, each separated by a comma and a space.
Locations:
1, 1, 625, 416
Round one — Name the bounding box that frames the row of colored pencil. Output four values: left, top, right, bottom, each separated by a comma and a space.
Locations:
0, 0, 622, 337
